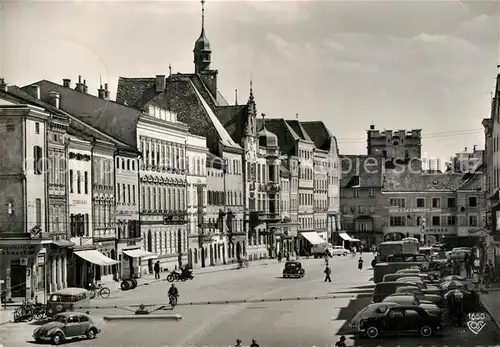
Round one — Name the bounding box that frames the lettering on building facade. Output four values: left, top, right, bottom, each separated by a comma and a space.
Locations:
1, 245, 36, 256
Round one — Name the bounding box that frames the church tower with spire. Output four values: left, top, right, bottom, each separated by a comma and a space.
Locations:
193, 0, 218, 98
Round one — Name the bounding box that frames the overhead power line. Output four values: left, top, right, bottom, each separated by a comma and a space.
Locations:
336, 128, 483, 144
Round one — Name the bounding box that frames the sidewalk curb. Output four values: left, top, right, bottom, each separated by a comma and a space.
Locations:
103, 314, 181, 321
479, 294, 500, 329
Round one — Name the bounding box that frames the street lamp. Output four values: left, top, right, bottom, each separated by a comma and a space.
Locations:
420, 217, 426, 244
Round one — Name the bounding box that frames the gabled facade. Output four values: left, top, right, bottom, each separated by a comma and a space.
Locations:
340, 155, 384, 248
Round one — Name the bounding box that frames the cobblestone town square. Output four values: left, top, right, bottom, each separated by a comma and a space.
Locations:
1, 256, 500, 347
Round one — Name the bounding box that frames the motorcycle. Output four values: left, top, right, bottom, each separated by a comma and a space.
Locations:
179, 271, 194, 282
166, 270, 181, 282
169, 294, 178, 308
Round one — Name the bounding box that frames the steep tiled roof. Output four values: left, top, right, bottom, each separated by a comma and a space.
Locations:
340, 155, 383, 188
115, 74, 240, 153
5, 86, 134, 151
458, 171, 483, 191
280, 165, 290, 178
383, 170, 464, 192
301, 121, 332, 150
216, 105, 247, 144
286, 120, 312, 142
256, 118, 299, 156
23, 80, 142, 149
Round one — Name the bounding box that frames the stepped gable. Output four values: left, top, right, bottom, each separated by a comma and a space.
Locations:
383, 169, 464, 192
23, 80, 141, 148
256, 118, 300, 156
340, 155, 384, 188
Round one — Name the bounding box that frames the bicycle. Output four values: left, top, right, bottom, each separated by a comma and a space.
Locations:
88, 283, 111, 299
13, 301, 35, 322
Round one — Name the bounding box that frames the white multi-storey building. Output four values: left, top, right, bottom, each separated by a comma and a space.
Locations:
186, 134, 208, 268
0, 85, 52, 303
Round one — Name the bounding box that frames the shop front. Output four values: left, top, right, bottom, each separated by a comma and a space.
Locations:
69, 247, 120, 287
121, 247, 157, 279
0, 234, 52, 303
268, 221, 299, 256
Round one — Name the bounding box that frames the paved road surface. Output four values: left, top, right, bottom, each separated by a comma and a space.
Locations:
1, 254, 499, 346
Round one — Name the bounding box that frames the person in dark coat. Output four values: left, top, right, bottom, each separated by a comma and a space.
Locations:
335, 335, 347, 347
358, 257, 364, 270
250, 339, 260, 347
324, 265, 332, 282
154, 261, 160, 279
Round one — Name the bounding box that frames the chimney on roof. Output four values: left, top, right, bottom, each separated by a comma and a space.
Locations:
48, 91, 60, 109
83, 80, 88, 93
62, 79, 71, 88
104, 83, 110, 99
156, 75, 166, 93
98, 84, 105, 99
75, 75, 85, 92
370, 124, 375, 130
25, 85, 40, 99
0, 78, 7, 92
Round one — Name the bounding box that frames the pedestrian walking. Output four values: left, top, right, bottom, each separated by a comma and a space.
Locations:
154, 261, 160, 279
250, 338, 260, 347
277, 252, 282, 263
465, 260, 472, 279
335, 335, 347, 347
358, 257, 364, 271
324, 265, 332, 282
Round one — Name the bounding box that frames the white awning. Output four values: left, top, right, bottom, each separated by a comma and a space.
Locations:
301, 232, 325, 245
123, 248, 157, 259
351, 238, 361, 242
75, 250, 119, 266
338, 232, 353, 241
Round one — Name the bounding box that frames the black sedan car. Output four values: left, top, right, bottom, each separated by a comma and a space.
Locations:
358, 305, 443, 339
282, 261, 305, 278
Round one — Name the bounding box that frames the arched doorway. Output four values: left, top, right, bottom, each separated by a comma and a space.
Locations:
201, 247, 206, 268
236, 242, 241, 260
110, 249, 117, 281
209, 245, 214, 266
194, 248, 198, 265
188, 249, 193, 267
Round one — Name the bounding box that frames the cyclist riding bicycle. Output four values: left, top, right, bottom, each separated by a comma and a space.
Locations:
168, 284, 178, 298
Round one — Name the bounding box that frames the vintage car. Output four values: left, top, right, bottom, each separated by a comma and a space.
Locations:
282, 261, 305, 278
395, 286, 443, 306
382, 294, 442, 317
358, 305, 443, 339
349, 302, 399, 331
33, 312, 100, 345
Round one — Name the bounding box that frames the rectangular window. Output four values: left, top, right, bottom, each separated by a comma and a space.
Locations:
369, 189, 375, 198
416, 198, 425, 208
35, 198, 41, 226
469, 197, 478, 207
353, 189, 359, 198
35, 122, 40, 134
432, 216, 440, 226
123, 184, 126, 204
432, 198, 440, 208
69, 170, 74, 193
128, 184, 131, 204
33, 145, 43, 175
133, 185, 136, 205
390, 216, 406, 226
117, 185, 121, 203
447, 198, 456, 208
447, 216, 456, 226
469, 215, 478, 226
389, 198, 406, 208
84, 172, 88, 194
77, 171, 81, 194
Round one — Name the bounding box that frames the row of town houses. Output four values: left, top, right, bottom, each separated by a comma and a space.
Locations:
0, 74, 342, 302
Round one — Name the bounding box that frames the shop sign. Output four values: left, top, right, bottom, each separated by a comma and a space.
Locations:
425, 228, 450, 233
99, 241, 115, 248
71, 200, 88, 205
37, 253, 45, 265
1, 244, 36, 256
389, 208, 430, 213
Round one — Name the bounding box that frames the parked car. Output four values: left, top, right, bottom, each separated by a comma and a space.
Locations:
282, 261, 305, 278
395, 286, 443, 306
33, 312, 100, 345
396, 277, 441, 294
331, 246, 348, 256
349, 302, 399, 331
383, 294, 442, 317
372, 281, 419, 303
358, 305, 443, 338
